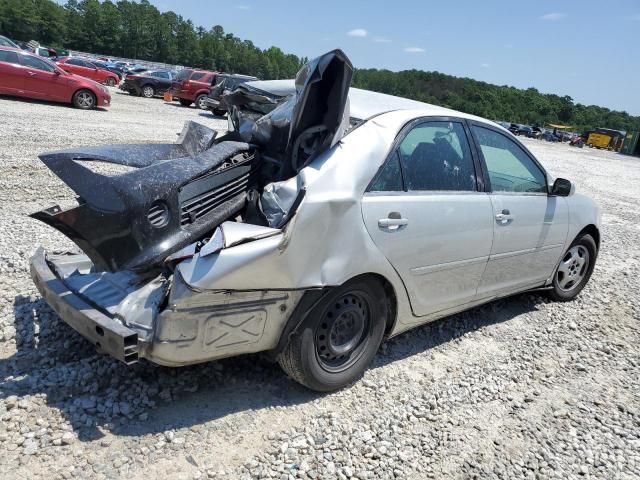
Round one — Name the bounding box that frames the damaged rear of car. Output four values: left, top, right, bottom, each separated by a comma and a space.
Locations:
30, 49, 370, 377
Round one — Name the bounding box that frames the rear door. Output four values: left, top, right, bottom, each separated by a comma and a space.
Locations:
469, 122, 568, 297
0, 49, 24, 95
361, 118, 494, 317
21, 54, 68, 101
150, 71, 171, 92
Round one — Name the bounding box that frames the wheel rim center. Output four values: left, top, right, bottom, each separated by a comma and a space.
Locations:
328, 308, 365, 355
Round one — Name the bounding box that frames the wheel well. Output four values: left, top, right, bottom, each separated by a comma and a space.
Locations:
578, 224, 600, 248
269, 273, 399, 359
350, 273, 398, 336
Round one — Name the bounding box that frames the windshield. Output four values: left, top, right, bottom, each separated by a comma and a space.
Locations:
176, 69, 191, 81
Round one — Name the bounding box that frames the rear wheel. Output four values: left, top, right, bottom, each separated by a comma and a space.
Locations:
105, 77, 116, 87
141, 85, 155, 98
179, 99, 192, 107
195, 94, 208, 110
278, 277, 387, 391
213, 108, 226, 116
547, 233, 597, 302
72, 89, 96, 110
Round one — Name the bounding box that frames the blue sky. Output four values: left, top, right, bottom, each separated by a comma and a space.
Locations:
88, 1, 640, 114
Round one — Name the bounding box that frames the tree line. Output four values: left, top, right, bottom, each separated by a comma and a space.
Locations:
1, 0, 638, 133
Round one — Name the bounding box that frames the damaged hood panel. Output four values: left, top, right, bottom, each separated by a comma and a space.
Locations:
226, 49, 353, 179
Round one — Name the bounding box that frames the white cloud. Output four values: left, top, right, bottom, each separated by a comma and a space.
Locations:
373, 37, 391, 43
404, 47, 425, 53
347, 28, 368, 38
236, 5, 251, 10
540, 13, 566, 21
481, 63, 490, 68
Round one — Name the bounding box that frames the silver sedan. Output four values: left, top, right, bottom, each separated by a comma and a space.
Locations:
30, 51, 600, 391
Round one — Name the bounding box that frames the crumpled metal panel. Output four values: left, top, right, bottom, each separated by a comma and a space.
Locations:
225, 49, 353, 181
47, 252, 168, 342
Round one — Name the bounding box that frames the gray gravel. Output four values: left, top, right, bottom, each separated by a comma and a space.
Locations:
0, 90, 639, 480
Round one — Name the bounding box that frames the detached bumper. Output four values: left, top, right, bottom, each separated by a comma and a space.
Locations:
30, 248, 139, 364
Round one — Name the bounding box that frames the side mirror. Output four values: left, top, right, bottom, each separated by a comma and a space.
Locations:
550, 178, 573, 196
54, 69, 61, 75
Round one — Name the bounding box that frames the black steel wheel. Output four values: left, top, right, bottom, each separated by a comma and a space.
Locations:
314, 292, 371, 373
278, 277, 388, 391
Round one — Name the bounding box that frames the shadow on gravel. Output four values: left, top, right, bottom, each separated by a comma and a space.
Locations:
0, 291, 545, 442
198, 112, 226, 120
372, 292, 547, 369
0, 294, 317, 442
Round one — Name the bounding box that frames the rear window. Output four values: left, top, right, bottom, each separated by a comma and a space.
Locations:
0, 50, 19, 64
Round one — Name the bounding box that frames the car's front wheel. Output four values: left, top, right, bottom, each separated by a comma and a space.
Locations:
547, 233, 597, 301
278, 277, 387, 391
72, 89, 96, 110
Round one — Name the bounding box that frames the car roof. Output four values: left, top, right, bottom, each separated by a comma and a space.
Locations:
245, 79, 483, 122
0, 45, 22, 52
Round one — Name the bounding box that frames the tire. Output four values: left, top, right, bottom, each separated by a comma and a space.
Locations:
278, 277, 387, 391
213, 108, 227, 117
195, 94, 208, 110
105, 77, 116, 87
179, 99, 192, 107
547, 233, 597, 302
72, 89, 96, 110
141, 85, 155, 98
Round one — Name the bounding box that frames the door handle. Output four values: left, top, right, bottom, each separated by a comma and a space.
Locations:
378, 218, 408, 227
495, 209, 514, 223
27, 71, 36, 76
378, 213, 408, 229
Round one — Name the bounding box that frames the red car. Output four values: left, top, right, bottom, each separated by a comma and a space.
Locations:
0, 47, 111, 109
56, 57, 120, 86
171, 69, 216, 109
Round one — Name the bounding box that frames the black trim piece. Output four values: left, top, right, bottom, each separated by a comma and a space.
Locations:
266, 287, 333, 359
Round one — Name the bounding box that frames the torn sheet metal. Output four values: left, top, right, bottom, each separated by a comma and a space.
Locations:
225, 49, 353, 181
31, 132, 259, 272
199, 221, 281, 257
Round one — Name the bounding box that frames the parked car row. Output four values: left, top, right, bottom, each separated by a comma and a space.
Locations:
0, 46, 111, 109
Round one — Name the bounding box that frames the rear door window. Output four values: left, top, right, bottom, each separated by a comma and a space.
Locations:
191, 72, 205, 81
22, 55, 55, 72
398, 121, 477, 192
0, 50, 20, 64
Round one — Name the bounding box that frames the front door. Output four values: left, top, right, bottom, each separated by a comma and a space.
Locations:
469, 123, 569, 297
361, 119, 494, 317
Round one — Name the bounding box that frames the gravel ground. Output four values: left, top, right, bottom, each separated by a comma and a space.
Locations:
0, 90, 638, 480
